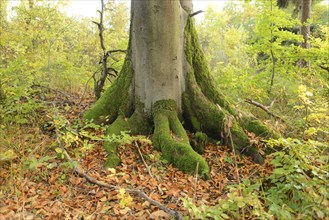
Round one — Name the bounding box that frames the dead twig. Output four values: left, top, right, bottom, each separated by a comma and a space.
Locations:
104, 49, 126, 62
245, 98, 285, 122
134, 140, 153, 178
53, 112, 182, 220
189, 10, 204, 17
31, 84, 76, 104
78, 69, 99, 106
226, 116, 245, 218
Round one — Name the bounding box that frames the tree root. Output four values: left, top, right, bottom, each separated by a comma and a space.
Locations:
104, 111, 152, 168
183, 16, 278, 164
152, 100, 210, 179
104, 115, 129, 168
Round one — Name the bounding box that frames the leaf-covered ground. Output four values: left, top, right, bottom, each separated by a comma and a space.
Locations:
0, 94, 273, 219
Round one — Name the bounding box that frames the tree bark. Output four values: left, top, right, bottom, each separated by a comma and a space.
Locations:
300, 0, 312, 67
84, 0, 278, 179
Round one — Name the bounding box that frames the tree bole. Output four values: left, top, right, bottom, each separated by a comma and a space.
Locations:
84, 0, 279, 178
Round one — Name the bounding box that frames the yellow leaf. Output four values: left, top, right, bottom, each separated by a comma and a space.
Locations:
119, 188, 125, 196
119, 195, 133, 208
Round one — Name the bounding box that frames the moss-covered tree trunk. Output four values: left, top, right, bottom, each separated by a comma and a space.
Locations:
84, 0, 278, 179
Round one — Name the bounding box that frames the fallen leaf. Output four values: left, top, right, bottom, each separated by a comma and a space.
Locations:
149, 210, 171, 220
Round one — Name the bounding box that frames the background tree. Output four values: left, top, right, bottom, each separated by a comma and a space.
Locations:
84, 0, 278, 178
300, 0, 312, 66
0, 0, 8, 101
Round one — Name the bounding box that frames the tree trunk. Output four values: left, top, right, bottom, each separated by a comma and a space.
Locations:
300, 0, 311, 67
84, 0, 278, 179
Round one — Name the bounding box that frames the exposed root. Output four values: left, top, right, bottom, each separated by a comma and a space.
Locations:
152, 100, 210, 179
104, 116, 130, 167
183, 16, 273, 164
104, 111, 152, 168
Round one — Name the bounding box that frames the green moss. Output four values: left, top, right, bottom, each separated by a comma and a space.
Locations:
195, 132, 208, 142
127, 111, 152, 135
184, 17, 235, 115
84, 55, 134, 123
230, 123, 250, 149
191, 132, 208, 154
169, 114, 190, 144
183, 17, 269, 164
184, 72, 227, 138
152, 100, 210, 179
103, 116, 130, 167
240, 115, 280, 139
103, 110, 153, 168
230, 123, 264, 164
182, 92, 201, 131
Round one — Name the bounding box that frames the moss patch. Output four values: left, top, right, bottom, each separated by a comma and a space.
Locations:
239, 115, 280, 139
103, 111, 153, 168
230, 123, 264, 164
84, 55, 134, 123
182, 92, 201, 131
152, 100, 210, 179
104, 116, 129, 168
190, 132, 208, 154
184, 17, 235, 115
183, 17, 278, 163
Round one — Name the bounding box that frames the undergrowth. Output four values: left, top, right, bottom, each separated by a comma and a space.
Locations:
183, 138, 329, 220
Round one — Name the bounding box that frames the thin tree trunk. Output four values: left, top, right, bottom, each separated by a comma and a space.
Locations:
300, 0, 311, 67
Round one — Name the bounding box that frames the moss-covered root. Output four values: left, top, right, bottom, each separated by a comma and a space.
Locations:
184, 89, 264, 164
230, 123, 264, 164
239, 115, 280, 139
104, 116, 130, 168
152, 100, 210, 179
103, 111, 152, 168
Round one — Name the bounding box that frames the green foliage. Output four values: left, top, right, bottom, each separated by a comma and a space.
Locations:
184, 138, 329, 219
1, 0, 129, 123
197, 0, 329, 141
183, 179, 269, 219
51, 112, 109, 158
106, 131, 151, 146
292, 84, 329, 140
265, 138, 329, 219
189, 3, 329, 216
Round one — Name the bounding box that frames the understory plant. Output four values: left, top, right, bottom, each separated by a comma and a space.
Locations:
183, 138, 329, 219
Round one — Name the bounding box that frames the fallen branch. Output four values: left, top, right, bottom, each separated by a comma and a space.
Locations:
53, 114, 182, 220
245, 98, 284, 122
107, 49, 126, 54
31, 84, 76, 104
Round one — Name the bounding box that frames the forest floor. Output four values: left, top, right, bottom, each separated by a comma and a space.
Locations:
0, 91, 273, 220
